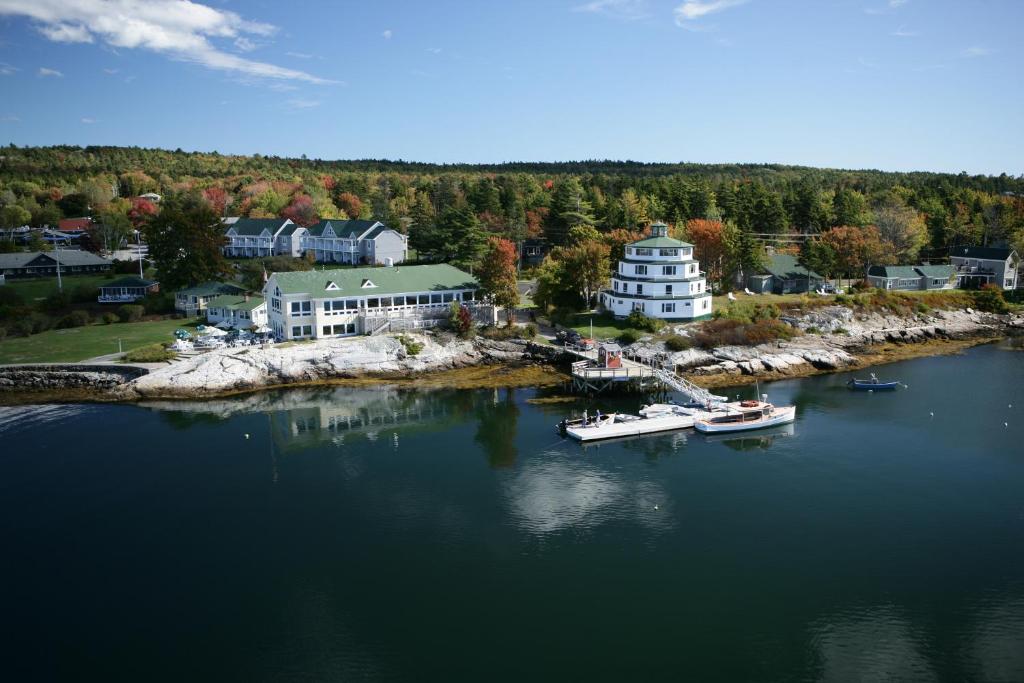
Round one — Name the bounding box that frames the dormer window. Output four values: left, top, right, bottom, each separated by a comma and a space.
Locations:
325, 281, 340, 291
361, 279, 377, 288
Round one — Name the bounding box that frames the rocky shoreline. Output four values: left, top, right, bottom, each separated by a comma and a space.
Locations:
0, 306, 1020, 403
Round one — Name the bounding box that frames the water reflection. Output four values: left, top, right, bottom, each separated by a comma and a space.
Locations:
702, 422, 795, 452
474, 387, 519, 468
502, 457, 674, 537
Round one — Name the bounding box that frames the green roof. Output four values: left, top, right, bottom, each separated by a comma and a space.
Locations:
630, 236, 692, 248
867, 265, 920, 279
102, 276, 157, 288
914, 265, 954, 279
764, 254, 823, 280
270, 264, 478, 297
226, 218, 291, 236
206, 294, 265, 312
305, 219, 383, 239
177, 281, 247, 297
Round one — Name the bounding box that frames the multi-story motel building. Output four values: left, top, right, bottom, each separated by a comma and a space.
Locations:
264, 263, 481, 340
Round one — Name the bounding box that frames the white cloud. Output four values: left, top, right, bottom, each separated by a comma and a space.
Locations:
426, 47, 442, 54
103, 67, 119, 74
889, 0, 908, 6
286, 51, 313, 59
0, 114, 19, 122
80, 117, 96, 123
891, 27, 919, 37
0, 0, 334, 84
381, 29, 392, 39
37, 66, 62, 77
573, 0, 649, 20
286, 98, 319, 109
233, 36, 257, 52
961, 46, 992, 57
0, 62, 17, 75
674, 0, 748, 26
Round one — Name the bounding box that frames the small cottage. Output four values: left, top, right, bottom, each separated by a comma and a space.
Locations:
598, 343, 623, 369
748, 254, 823, 294
97, 276, 160, 303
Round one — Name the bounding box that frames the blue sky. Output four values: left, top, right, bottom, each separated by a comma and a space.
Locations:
0, 0, 1020, 175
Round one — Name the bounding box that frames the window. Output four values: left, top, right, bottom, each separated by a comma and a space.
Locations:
431, 294, 442, 304
291, 325, 302, 337
323, 325, 332, 336
367, 298, 380, 308
663, 266, 676, 276
271, 297, 281, 312
302, 325, 312, 336
635, 248, 653, 256
613, 281, 618, 292
688, 265, 695, 274
464, 290, 475, 301
635, 265, 648, 275
636, 283, 643, 294
660, 248, 678, 257
332, 324, 348, 335
419, 294, 430, 305
380, 297, 392, 307
346, 299, 359, 310
661, 302, 676, 313
666, 285, 673, 295
443, 293, 454, 302
290, 301, 311, 316
702, 299, 709, 310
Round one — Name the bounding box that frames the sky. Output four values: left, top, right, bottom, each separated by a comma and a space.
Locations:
0, 0, 1021, 175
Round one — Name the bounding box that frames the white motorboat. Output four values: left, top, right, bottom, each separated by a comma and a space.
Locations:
559, 404, 723, 442
693, 399, 796, 433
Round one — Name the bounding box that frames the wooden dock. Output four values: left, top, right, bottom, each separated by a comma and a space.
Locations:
565, 344, 726, 402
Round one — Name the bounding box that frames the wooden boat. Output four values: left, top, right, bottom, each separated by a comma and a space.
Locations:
693, 400, 796, 434
558, 405, 725, 442
847, 374, 900, 391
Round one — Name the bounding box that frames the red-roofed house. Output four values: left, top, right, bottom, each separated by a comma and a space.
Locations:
57, 218, 92, 234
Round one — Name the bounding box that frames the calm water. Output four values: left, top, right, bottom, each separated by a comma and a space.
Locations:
2, 344, 1023, 682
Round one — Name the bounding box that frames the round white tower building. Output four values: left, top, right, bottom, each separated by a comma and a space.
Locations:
601, 222, 713, 321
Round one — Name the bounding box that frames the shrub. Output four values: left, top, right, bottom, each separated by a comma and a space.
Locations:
43, 289, 73, 311
123, 343, 176, 363
0, 326, 6, 341
447, 301, 475, 338
102, 312, 120, 324
971, 285, 1010, 314
805, 326, 821, 334
626, 309, 665, 333
834, 293, 851, 305
617, 329, 641, 345
0, 287, 25, 308
522, 323, 538, 338
27, 312, 54, 334
664, 334, 692, 352
479, 324, 537, 341
396, 334, 423, 356
56, 310, 91, 328
143, 292, 175, 315
118, 304, 145, 322
695, 317, 799, 348
833, 327, 849, 335
71, 284, 99, 304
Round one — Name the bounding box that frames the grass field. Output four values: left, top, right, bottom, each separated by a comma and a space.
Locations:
4, 273, 120, 301
565, 312, 633, 340
0, 318, 200, 364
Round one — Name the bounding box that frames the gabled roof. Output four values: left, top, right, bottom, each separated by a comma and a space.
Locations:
305, 219, 385, 239
225, 218, 292, 237
0, 250, 112, 269
101, 276, 158, 288
867, 265, 920, 279
949, 246, 1015, 261
278, 223, 306, 236
176, 281, 247, 297
914, 265, 955, 279
764, 254, 822, 280
269, 264, 478, 297
206, 294, 265, 312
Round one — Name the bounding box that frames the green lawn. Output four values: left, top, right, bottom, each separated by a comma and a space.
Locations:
5, 273, 120, 301
0, 318, 200, 364
566, 312, 633, 340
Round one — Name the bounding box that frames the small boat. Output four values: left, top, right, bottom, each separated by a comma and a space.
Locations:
693, 398, 796, 434
847, 373, 900, 391
558, 405, 722, 442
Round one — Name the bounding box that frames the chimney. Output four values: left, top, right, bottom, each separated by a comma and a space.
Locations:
244, 293, 250, 302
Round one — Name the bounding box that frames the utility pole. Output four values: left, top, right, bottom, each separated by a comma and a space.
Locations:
55, 236, 63, 292
137, 230, 144, 279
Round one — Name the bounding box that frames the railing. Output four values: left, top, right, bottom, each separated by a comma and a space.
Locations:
97, 294, 143, 303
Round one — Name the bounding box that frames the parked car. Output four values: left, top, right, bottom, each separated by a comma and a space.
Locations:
556, 329, 583, 346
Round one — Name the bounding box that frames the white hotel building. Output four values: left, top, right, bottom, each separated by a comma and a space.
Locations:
601, 222, 713, 321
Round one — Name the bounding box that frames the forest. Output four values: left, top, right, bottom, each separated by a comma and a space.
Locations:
2, 144, 1023, 292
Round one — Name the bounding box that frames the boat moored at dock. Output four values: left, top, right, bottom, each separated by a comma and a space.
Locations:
693, 399, 796, 434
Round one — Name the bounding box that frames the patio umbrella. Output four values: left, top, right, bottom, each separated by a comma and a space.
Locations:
200, 326, 228, 337
253, 325, 272, 334
215, 320, 233, 330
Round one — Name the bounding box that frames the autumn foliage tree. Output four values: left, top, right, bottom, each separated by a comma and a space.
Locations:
281, 194, 319, 227
128, 198, 157, 228
685, 219, 729, 285
818, 225, 892, 282
477, 237, 519, 324
336, 192, 363, 219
